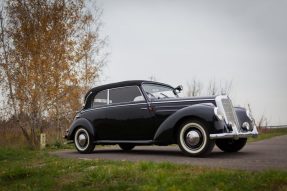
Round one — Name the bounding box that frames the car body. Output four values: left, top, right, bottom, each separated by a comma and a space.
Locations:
65, 80, 258, 157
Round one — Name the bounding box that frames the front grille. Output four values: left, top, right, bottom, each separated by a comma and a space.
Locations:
221, 98, 241, 132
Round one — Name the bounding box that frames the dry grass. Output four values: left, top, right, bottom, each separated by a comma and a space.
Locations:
0, 126, 66, 149
0, 127, 27, 148
249, 127, 287, 142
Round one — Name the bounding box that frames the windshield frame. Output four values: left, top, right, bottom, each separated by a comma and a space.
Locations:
141, 82, 179, 101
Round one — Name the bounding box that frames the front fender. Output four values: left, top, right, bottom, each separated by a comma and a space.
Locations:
234, 107, 254, 131
66, 118, 95, 140
153, 104, 216, 144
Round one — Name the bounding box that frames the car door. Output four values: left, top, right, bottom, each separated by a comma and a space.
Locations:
81, 89, 109, 140
102, 86, 156, 140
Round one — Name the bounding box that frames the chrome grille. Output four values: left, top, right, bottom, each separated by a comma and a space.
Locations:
221, 98, 240, 131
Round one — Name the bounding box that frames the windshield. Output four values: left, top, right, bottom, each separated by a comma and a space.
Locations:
142, 84, 179, 100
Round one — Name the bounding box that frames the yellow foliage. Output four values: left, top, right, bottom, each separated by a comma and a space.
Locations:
0, 0, 106, 147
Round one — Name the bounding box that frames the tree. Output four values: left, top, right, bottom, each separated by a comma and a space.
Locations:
148, 75, 157, 81
207, 79, 218, 96
207, 79, 232, 96
186, 78, 202, 97
219, 80, 232, 95
0, 0, 106, 148
257, 114, 268, 132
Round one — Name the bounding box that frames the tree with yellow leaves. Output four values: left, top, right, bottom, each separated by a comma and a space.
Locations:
0, 0, 106, 148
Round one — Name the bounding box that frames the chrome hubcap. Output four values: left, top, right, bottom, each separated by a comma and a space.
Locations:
78, 133, 87, 147
186, 130, 201, 146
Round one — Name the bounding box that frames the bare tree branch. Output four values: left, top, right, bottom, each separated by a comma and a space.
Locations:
186, 78, 202, 97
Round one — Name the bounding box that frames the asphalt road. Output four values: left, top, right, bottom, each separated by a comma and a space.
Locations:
53, 135, 287, 171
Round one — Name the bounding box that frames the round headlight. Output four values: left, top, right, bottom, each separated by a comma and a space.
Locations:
242, 122, 250, 130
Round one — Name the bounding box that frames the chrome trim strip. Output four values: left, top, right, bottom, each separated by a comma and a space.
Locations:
107, 89, 110, 105
155, 105, 189, 108
151, 99, 214, 104
155, 109, 178, 112
82, 102, 148, 113
94, 140, 154, 144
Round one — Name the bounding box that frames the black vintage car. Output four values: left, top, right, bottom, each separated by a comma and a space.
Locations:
65, 80, 258, 157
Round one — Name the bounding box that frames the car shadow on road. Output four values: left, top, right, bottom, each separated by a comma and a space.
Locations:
89, 147, 253, 159
93, 149, 183, 157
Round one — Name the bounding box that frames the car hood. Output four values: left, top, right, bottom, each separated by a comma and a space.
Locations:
151, 96, 217, 103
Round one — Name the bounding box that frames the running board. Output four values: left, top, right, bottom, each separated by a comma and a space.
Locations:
94, 140, 154, 145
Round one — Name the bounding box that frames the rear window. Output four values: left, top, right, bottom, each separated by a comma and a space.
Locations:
92, 90, 108, 108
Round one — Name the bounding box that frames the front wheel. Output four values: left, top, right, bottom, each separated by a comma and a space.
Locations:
74, 127, 95, 153
177, 120, 215, 157
216, 138, 247, 152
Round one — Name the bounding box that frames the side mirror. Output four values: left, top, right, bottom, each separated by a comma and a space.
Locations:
174, 85, 183, 93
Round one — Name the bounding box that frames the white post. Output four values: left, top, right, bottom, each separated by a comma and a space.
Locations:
40, 133, 46, 149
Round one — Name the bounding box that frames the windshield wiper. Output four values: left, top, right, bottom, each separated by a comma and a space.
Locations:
145, 91, 156, 99
160, 93, 169, 98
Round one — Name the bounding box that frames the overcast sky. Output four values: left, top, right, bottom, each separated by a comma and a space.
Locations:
97, 0, 287, 125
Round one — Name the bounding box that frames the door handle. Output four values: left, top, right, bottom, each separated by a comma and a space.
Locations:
141, 106, 155, 112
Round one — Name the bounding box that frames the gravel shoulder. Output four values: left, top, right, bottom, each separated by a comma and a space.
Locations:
52, 135, 287, 171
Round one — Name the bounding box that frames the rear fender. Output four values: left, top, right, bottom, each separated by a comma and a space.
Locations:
66, 118, 95, 140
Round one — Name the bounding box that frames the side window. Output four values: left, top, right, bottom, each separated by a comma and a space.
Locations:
109, 86, 144, 104
92, 90, 108, 108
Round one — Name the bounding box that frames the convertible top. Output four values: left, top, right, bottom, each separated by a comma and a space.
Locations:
84, 80, 174, 101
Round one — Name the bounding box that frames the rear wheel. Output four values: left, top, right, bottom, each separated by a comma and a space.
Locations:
216, 138, 247, 152
74, 127, 95, 153
118, 144, 135, 151
177, 120, 215, 157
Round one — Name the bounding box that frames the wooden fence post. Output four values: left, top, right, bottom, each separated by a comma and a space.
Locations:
40, 133, 46, 149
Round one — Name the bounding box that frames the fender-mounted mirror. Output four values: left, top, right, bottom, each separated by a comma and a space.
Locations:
174, 85, 183, 94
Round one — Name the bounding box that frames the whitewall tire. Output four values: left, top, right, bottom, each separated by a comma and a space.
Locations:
177, 120, 215, 157
74, 127, 95, 153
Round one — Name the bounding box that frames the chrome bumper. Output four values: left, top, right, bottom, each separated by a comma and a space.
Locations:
210, 125, 259, 139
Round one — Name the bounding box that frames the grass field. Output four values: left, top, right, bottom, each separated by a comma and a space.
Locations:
0, 147, 287, 191
249, 127, 287, 142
